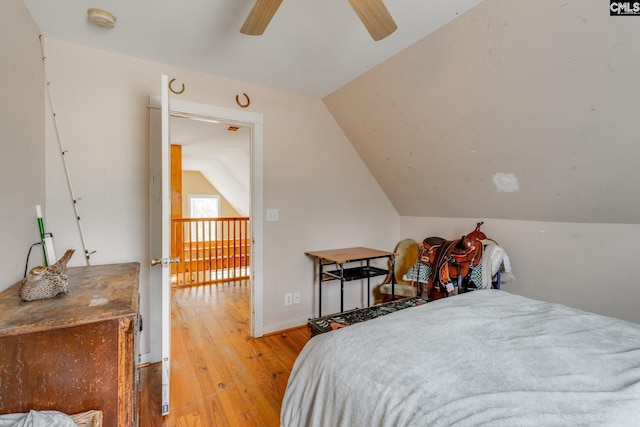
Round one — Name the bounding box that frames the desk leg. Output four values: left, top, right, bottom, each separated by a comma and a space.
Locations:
339, 263, 344, 313
391, 255, 396, 300
318, 261, 323, 317
366, 259, 371, 307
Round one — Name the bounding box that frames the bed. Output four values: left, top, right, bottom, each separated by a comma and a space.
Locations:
281, 290, 640, 426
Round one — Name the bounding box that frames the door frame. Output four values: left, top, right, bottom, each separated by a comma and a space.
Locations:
149, 96, 265, 339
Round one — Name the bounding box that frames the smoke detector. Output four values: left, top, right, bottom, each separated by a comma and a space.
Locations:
87, 8, 116, 28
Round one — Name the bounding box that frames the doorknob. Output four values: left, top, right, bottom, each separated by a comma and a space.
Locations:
151, 257, 180, 267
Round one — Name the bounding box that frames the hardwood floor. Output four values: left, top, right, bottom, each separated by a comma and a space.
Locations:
138, 281, 310, 427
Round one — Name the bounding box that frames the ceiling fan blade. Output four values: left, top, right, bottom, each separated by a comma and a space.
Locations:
347, 0, 397, 41
240, 0, 284, 36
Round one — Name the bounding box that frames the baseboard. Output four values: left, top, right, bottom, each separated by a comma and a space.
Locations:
138, 352, 154, 366
262, 324, 308, 337
261, 316, 310, 335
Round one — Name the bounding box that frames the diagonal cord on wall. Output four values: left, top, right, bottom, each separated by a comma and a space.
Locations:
39, 35, 95, 266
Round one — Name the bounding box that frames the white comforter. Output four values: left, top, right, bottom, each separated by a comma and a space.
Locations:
281, 290, 640, 426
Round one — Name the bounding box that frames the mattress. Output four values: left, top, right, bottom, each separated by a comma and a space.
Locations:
281, 290, 640, 426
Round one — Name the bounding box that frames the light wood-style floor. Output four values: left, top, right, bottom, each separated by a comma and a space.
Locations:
138, 280, 310, 427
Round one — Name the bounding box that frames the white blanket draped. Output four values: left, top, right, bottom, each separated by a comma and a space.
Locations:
0, 411, 77, 427
281, 290, 640, 426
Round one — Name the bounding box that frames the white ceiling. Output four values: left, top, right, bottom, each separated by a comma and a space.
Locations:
21, 0, 488, 221
23, 0, 484, 98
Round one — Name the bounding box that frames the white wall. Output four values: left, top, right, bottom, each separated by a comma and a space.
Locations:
0, 0, 45, 291
40, 38, 399, 359
401, 217, 640, 325
182, 171, 240, 218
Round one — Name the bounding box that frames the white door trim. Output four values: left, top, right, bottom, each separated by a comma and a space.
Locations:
149, 96, 264, 338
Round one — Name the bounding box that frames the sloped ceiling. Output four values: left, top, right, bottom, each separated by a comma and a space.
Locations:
22, 0, 640, 223
21, 0, 487, 220
171, 116, 250, 216
324, 0, 640, 223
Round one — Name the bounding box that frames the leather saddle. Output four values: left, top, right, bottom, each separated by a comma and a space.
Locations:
420, 222, 487, 300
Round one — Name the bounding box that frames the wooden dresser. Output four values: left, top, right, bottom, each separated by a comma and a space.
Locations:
0, 262, 140, 427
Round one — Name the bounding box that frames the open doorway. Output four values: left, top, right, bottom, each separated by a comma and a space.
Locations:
170, 115, 251, 286
149, 95, 265, 367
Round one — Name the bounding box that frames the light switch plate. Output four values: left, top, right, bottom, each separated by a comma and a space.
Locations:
266, 209, 279, 222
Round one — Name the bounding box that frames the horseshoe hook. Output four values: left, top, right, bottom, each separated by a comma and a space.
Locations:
236, 93, 250, 108
169, 79, 185, 95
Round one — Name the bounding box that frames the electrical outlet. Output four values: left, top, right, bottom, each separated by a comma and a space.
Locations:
284, 293, 293, 306
293, 292, 300, 304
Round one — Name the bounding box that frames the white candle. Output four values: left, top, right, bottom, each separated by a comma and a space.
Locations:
36, 205, 43, 219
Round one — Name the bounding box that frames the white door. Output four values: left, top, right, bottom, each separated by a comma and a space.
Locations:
149, 74, 172, 415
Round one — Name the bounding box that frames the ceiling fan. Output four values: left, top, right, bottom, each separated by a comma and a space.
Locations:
240, 0, 397, 41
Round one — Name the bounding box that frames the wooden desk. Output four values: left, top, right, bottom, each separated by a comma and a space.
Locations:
305, 247, 394, 317
0, 262, 140, 427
